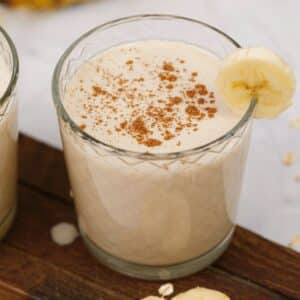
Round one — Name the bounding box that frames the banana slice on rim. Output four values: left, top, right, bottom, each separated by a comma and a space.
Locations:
217, 47, 296, 118
172, 287, 230, 300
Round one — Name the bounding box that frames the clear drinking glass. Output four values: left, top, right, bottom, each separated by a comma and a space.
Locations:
0, 27, 19, 239
53, 15, 255, 280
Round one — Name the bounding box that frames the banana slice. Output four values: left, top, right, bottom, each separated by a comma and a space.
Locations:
172, 287, 230, 300
217, 47, 296, 118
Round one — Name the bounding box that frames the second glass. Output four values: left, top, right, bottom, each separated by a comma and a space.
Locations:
0, 27, 18, 239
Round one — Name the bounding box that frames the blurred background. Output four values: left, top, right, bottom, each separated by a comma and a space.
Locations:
0, 0, 299, 248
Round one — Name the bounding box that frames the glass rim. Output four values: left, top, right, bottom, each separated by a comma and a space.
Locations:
52, 14, 256, 160
0, 26, 19, 108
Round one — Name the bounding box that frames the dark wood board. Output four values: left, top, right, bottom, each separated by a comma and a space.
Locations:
0, 134, 298, 299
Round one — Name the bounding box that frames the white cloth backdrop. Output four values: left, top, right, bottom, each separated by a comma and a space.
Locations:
1, 0, 299, 247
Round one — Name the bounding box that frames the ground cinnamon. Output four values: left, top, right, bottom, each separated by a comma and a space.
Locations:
77, 52, 218, 148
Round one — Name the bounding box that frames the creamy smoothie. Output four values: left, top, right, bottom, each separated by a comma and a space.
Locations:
0, 53, 17, 238
60, 41, 251, 266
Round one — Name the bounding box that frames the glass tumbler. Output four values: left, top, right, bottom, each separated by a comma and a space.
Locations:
52, 15, 255, 280
0, 27, 19, 239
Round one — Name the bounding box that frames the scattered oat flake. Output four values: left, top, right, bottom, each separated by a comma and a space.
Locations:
140, 297, 163, 300
282, 152, 295, 166
173, 287, 230, 300
288, 117, 300, 128
288, 236, 300, 252
51, 222, 79, 246
69, 189, 74, 198
294, 173, 300, 182
158, 283, 174, 297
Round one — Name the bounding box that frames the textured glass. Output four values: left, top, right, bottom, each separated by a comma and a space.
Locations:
53, 15, 255, 278
0, 27, 19, 239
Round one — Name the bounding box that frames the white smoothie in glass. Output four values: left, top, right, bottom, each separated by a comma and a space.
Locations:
0, 52, 17, 238
60, 40, 251, 266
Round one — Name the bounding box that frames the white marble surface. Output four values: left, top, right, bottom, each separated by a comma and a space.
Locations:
1, 0, 299, 248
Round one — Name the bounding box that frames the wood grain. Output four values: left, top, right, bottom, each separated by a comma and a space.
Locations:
217, 227, 300, 299
0, 284, 26, 300
0, 243, 124, 300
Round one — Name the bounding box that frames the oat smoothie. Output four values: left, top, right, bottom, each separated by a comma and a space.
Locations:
60, 40, 251, 268
0, 50, 17, 239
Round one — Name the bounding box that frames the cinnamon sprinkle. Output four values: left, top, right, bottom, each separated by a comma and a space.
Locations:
163, 62, 175, 72
143, 138, 162, 147
120, 121, 127, 129
198, 98, 206, 105
186, 90, 196, 98
164, 130, 175, 141
92, 85, 104, 96
131, 117, 149, 136
76, 53, 219, 149
195, 84, 208, 95
169, 96, 182, 105
159, 73, 177, 82
205, 107, 217, 114
166, 84, 174, 90
185, 105, 200, 116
